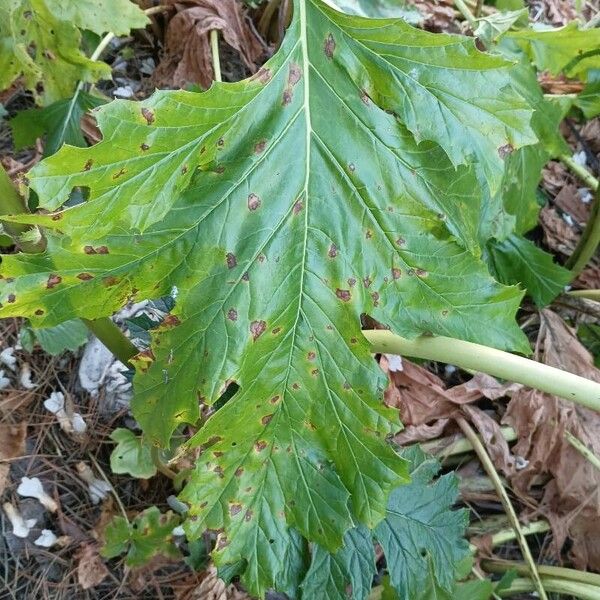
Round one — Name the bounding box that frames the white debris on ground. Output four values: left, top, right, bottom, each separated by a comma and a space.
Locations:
2, 502, 36, 538
33, 529, 58, 548
16, 477, 58, 513
0, 370, 10, 390
0, 347, 17, 371
43, 391, 87, 435
18, 363, 36, 389
572, 150, 587, 166
384, 354, 403, 372
76, 463, 112, 505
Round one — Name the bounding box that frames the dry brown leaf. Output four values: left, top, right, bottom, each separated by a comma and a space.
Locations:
553, 183, 590, 225
395, 419, 450, 445
580, 120, 600, 154
154, 0, 264, 89
503, 310, 600, 570
0, 422, 27, 495
538, 73, 584, 94
539, 205, 578, 257
76, 544, 109, 590
177, 565, 251, 600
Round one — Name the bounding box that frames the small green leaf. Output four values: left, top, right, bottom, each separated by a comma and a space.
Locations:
578, 323, 600, 368
110, 428, 157, 479
375, 447, 470, 598
505, 23, 600, 81
11, 91, 106, 156
301, 526, 376, 600
486, 234, 571, 307
474, 9, 527, 46
20, 319, 88, 354
575, 80, 600, 119
101, 507, 181, 567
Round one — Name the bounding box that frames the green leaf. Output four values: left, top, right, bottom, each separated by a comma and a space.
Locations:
301, 526, 376, 600
1, 2, 536, 594
45, 0, 148, 36
505, 23, 600, 81
575, 80, 600, 119
486, 234, 571, 307
20, 319, 88, 354
11, 91, 106, 156
375, 447, 470, 599
323, 0, 422, 23
578, 323, 600, 368
101, 507, 181, 567
110, 428, 157, 479
474, 9, 528, 46
0, 0, 112, 105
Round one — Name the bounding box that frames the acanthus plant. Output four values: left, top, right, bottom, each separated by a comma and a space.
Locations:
1, 0, 600, 598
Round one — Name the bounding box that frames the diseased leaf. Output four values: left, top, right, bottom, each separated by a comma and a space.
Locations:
0, 0, 112, 105
486, 234, 571, 307
101, 507, 181, 567
375, 446, 470, 598
11, 91, 106, 156
504, 23, 600, 80
110, 428, 157, 479
1, 2, 536, 595
300, 526, 375, 600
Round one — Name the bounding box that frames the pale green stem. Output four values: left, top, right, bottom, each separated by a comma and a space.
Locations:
150, 446, 177, 480
457, 417, 548, 600
566, 186, 600, 276
453, 0, 477, 25
565, 430, 600, 471
561, 153, 599, 191
469, 519, 551, 553
210, 29, 222, 83
568, 289, 600, 301
421, 426, 517, 458
82, 318, 138, 367
483, 559, 600, 588
498, 577, 600, 599
365, 330, 600, 413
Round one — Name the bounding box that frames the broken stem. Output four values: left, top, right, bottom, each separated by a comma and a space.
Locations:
564, 430, 600, 472
457, 417, 548, 600
568, 289, 600, 301
497, 577, 600, 599
211, 29, 222, 83
453, 0, 477, 26
365, 330, 600, 414
476, 520, 551, 551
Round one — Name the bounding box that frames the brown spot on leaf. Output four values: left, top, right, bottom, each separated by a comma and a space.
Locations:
248, 193, 261, 211
253, 67, 272, 83
408, 269, 415, 276
242, 271, 250, 282
112, 168, 126, 179
254, 440, 267, 452
371, 292, 380, 307
328, 244, 337, 258
336, 289, 351, 302
270, 395, 281, 405
216, 535, 229, 550
7, 294, 15, 303
77, 272, 94, 281
254, 139, 267, 154
366, 230, 373, 239
181, 164, 188, 174
416, 268, 428, 277
292, 382, 300, 390
261, 414, 273, 426
213, 466, 225, 479
83, 245, 96, 255
141, 107, 155, 125
102, 276, 120, 287
311, 369, 319, 377
396, 237, 406, 247
360, 90, 371, 105
83, 159, 93, 171
307, 351, 316, 361
272, 327, 281, 335
244, 510, 254, 522
234, 467, 244, 477
226, 253, 237, 269
442, 309, 449, 316
227, 308, 238, 321
363, 277, 372, 288
293, 200, 304, 214
35, 309, 44, 316
282, 89, 293, 105
213, 451, 223, 457
230, 503, 242, 517
348, 163, 355, 172
207, 436, 223, 445
324, 33, 336, 59
498, 143, 514, 159
288, 63, 302, 86
97, 246, 109, 254
350, 337, 357, 344
162, 315, 181, 327
392, 268, 402, 280
348, 277, 356, 287
250, 320, 266, 341
140, 143, 150, 151
46, 274, 62, 289
51, 213, 63, 221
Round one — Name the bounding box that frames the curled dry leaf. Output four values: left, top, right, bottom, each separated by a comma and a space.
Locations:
76, 544, 109, 590
503, 310, 600, 570
154, 0, 264, 89
177, 565, 251, 600
0, 422, 26, 495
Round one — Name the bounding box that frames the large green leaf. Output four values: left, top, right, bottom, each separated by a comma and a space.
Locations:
1, 1, 536, 595
0, 0, 146, 105
324, 0, 422, 22
505, 23, 600, 81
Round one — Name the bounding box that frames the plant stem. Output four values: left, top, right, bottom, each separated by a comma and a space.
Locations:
566, 186, 600, 276
568, 289, 600, 301
498, 577, 600, 599
564, 430, 600, 471
483, 559, 600, 588
561, 153, 599, 191
453, 0, 477, 26
210, 30, 222, 82
82, 318, 138, 366
150, 446, 177, 480
421, 426, 517, 458
457, 417, 548, 600
469, 519, 551, 553
365, 330, 600, 413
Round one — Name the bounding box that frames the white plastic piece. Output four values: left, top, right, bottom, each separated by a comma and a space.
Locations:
34, 529, 58, 547
17, 477, 58, 513
0, 347, 17, 371
572, 150, 587, 167
2, 502, 37, 538
578, 187, 593, 204
43, 391, 87, 435
385, 354, 403, 372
